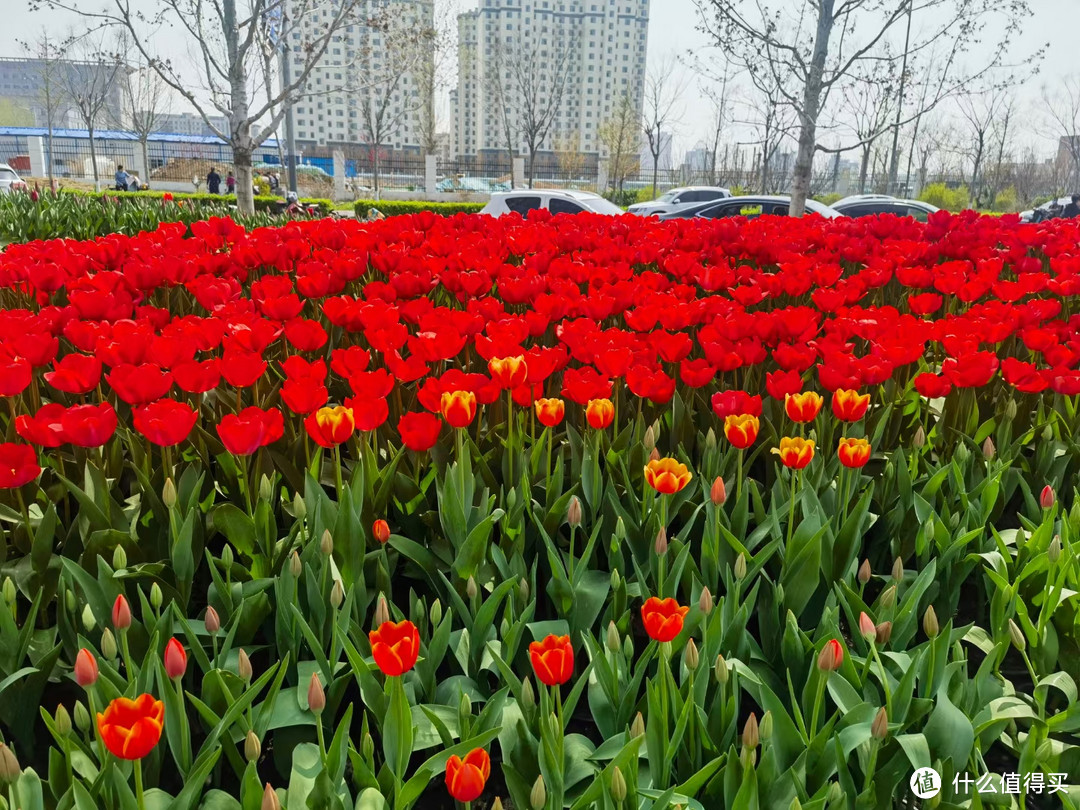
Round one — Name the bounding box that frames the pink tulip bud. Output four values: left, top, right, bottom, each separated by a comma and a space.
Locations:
204, 606, 220, 634
816, 639, 844, 672
307, 672, 326, 714
858, 612, 876, 641
1040, 485, 1055, 509
710, 476, 727, 506
163, 638, 187, 679
74, 648, 98, 687
111, 595, 131, 630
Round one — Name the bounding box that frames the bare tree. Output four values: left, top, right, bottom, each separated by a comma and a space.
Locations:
414, 0, 457, 157
956, 84, 1011, 208
837, 68, 896, 193
735, 68, 796, 193
114, 44, 173, 188
37, 0, 368, 214
695, 0, 1038, 215
58, 31, 124, 191
358, 7, 436, 197
1044, 75, 1080, 192
598, 92, 641, 199
642, 55, 686, 197
18, 31, 68, 187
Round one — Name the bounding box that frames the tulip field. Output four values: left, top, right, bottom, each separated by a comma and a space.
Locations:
0, 207, 1079, 809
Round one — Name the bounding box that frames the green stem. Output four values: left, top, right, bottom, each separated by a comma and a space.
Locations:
120, 630, 134, 683
134, 757, 146, 810
545, 426, 552, 499
333, 445, 343, 501
808, 673, 827, 741
736, 450, 743, 505
507, 390, 514, 486
870, 644, 893, 716
316, 715, 328, 765
568, 524, 576, 585
785, 470, 799, 552
926, 642, 936, 698
87, 690, 107, 764
863, 740, 880, 794
657, 497, 668, 598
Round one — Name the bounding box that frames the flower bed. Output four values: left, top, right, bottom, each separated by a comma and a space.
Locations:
0, 209, 1077, 808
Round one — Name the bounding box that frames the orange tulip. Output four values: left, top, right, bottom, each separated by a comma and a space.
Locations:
440, 390, 477, 429
831, 389, 871, 421
445, 748, 490, 803
640, 596, 689, 642
304, 405, 355, 448
97, 694, 164, 760
723, 414, 759, 449
772, 437, 815, 469
534, 397, 565, 428
644, 457, 692, 494
585, 398, 614, 429
785, 391, 824, 423
838, 437, 871, 468
372, 519, 391, 543
488, 356, 528, 389
529, 634, 574, 686
369, 620, 421, 676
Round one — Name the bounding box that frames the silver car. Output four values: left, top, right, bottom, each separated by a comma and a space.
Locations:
627, 186, 731, 217
0, 164, 27, 194
480, 189, 625, 216
831, 195, 939, 221
659, 195, 844, 220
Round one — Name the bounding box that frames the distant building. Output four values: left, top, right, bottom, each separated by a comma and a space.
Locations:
682, 141, 713, 172
156, 112, 229, 137
286, 0, 434, 151
640, 130, 672, 173
452, 0, 651, 161
0, 57, 128, 129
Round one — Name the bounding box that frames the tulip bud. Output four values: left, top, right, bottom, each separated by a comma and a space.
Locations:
923, 605, 939, 638
430, 599, 443, 627
816, 640, 844, 672
150, 582, 163, 610
567, 496, 582, 527
643, 425, 656, 454
330, 580, 344, 608
307, 672, 325, 714
112, 545, 127, 570
924, 515, 935, 541
705, 427, 717, 450
857, 559, 871, 585
654, 526, 668, 557
759, 710, 774, 742
1043, 424, 1054, 442
466, 577, 478, 600
459, 693, 472, 724
955, 442, 969, 463
871, 707, 888, 740
827, 782, 844, 805
630, 711, 645, 738
790, 799, 803, 810
858, 611, 876, 641
699, 586, 714, 614
734, 552, 747, 581
875, 621, 893, 645
648, 447, 660, 463
288, 551, 302, 579
74, 648, 98, 687
111, 594, 132, 630
55, 704, 71, 736
521, 677, 535, 709
913, 425, 926, 448
530, 775, 546, 810
879, 584, 897, 609
614, 516, 626, 540
891, 557, 904, 583
714, 653, 729, 684
610, 569, 621, 592
742, 712, 759, 749
982, 436, 995, 460
101, 628, 118, 660
259, 475, 273, 502
1008, 618, 1026, 651
375, 595, 390, 627
245, 731, 261, 762
1, 578, 14, 607
1049, 536, 1062, 564
0, 743, 20, 785
710, 476, 727, 506
204, 605, 220, 634
606, 621, 620, 652
372, 519, 391, 544
261, 784, 281, 810
610, 765, 627, 802
221, 543, 234, 571
238, 649, 253, 683
82, 604, 96, 632
74, 700, 90, 732
623, 635, 634, 659
519, 578, 530, 604
361, 731, 374, 761
492, 799, 504, 810
1005, 398, 1017, 419
162, 477, 177, 508
1040, 485, 1056, 510
292, 492, 306, 519
320, 529, 333, 556
65, 589, 76, 613
684, 638, 699, 670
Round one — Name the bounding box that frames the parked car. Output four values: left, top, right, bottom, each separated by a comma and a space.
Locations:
480, 189, 625, 216
1020, 197, 1072, 224
659, 195, 844, 221
626, 186, 731, 217
830, 194, 939, 220
0, 163, 27, 194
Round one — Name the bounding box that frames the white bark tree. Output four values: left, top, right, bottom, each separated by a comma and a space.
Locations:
18, 31, 68, 187
113, 44, 173, 188
694, 0, 1038, 215
598, 92, 641, 199
38, 0, 368, 213
641, 55, 687, 197
58, 31, 124, 191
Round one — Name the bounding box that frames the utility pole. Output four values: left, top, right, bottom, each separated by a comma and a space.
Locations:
280, 12, 299, 194
886, 0, 914, 194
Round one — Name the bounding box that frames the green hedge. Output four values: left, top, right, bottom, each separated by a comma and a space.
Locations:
353, 199, 486, 218
56, 188, 333, 215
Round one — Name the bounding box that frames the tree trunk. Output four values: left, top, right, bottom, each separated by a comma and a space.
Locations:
88, 123, 100, 191
374, 146, 382, 199
234, 145, 255, 215
652, 152, 659, 199
790, 0, 833, 216
858, 146, 871, 194
141, 139, 150, 188
527, 146, 535, 189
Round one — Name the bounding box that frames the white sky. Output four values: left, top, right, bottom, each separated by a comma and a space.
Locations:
7, 0, 1080, 159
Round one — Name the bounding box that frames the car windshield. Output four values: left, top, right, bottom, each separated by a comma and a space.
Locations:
581, 196, 627, 215
657, 190, 680, 203
0, 169, 18, 181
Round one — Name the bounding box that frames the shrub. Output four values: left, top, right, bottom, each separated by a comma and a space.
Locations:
919, 182, 969, 211
991, 186, 1018, 213
52, 187, 333, 214
352, 198, 486, 217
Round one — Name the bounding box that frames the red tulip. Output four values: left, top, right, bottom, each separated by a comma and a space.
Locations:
344, 396, 389, 432
369, 620, 420, 676
445, 748, 490, 803
74, 648, 99, 686
397, 411, 442, 451
1040, 485, 1056, 509
529, 634, 574, 686
105, 363, 173, 406
640, 597, 689, 642
372, 519, 390, 544
217, 408, 284, 456
585, 398, 614, 429
44, 354, 102, 394
534, 397, 565, 427
440, 390, 477, 429
133, 399, 198, 447
817, 639, 844, 672
0, 355, 32, 397
15, 404, 67, 447
163, 638, 187, 679
97, 694, 164, 760
112, 594, 132, 629
304, 406, 355, 448
831, 389, 871, 421
0, 444, 40, 489
61, 402, 117, 447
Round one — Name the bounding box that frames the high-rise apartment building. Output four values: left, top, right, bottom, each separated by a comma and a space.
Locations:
452, 0, 650, 161
286, 0, 434, 151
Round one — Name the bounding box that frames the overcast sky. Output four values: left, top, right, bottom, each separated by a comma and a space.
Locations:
6, 0, 1079, 158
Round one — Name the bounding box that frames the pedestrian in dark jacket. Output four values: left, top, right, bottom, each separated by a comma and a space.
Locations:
1064, 194, 1080, 218
207, 167, 221, 195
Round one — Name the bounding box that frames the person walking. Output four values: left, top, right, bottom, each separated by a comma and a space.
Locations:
226, 171, 236, 194
206, 167, 221, 195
